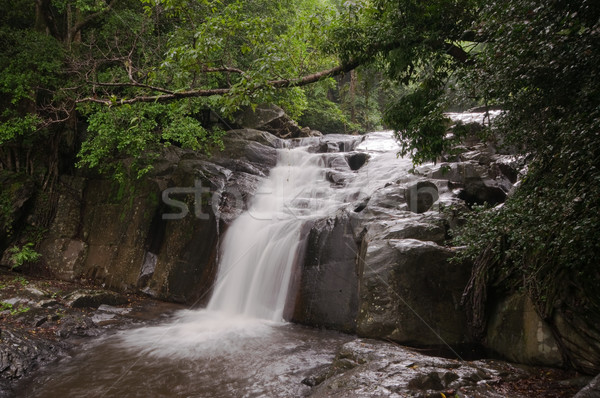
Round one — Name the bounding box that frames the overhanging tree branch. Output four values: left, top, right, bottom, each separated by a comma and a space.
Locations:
77, 60, 360, 105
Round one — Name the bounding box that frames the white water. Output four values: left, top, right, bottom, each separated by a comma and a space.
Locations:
206, 132, 417, 322
121, 117, 482, 355
207, 146, 344, 321
115, 131, 415, 362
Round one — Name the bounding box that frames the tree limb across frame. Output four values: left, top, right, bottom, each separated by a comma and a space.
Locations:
77, 60, 361, 106
76, 33, 473, 107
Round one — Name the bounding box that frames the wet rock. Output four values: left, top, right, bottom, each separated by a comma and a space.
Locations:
323, 134, 365, 153
356, 239, 472, 347
137, 251, 157, 287
24, 287, 46, 297
423, 161, 486, 183
326, 170, 349, 186
408, 371, 445, 390
216, 137, 278, 175
365, 219, 446, 245
300, 126, 323, 137
0, 270, 184, 394
91, 312, 116, 324
64, 289, 128, 308
225, 128, 284, 148
97, 304, 131, 314
0, 327, 62, 381
366, 185, 407, 211
33, 316, 48, 327
305, 141, 331, 153
575, 374, 600, 398
307, 338, 515, 398
457, 177, 507, 206
291, 212, 359, 333
1, 297, 35, 307
55, 315, 98, 338
234, 104, 304, 138
486, 293, 563, 368
38, 299, 59, 308
302, 365, 331, 387
346, 152, 369, 171
405, 181, 439, 213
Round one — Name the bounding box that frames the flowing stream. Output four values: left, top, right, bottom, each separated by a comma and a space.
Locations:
207, 131, 413, 321
16, 131, 421, 397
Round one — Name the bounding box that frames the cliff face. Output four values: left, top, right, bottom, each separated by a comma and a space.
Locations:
6, 129, 281, 305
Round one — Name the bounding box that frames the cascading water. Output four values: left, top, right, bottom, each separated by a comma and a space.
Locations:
207, 132, 413, 322
206, 147, 329, 321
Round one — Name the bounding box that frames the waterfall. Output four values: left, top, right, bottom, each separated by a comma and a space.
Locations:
207, 146, 334, 321
206, 132, 413, 322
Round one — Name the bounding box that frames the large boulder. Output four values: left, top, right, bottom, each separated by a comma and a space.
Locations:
308, 338, 534, 398
405, 180, 439, 213
64, 289, 128, 308
291, 211, 359, 333
356, 238, 472, 347
552, 310, 600, 374
38, 176, 88, 280
234, 104, 305, 138
485, 293, 563, 367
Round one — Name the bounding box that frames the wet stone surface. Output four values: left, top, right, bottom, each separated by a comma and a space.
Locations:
0, 268, 584, 398
0, 270, 183, 397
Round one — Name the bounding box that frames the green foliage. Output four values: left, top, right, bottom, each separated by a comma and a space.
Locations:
0, 301, 30, 316
327, 0, 480, 158
13, 276, 29, 287
298, 78, 360, 134
77, 100, 225, 181
7, 242, 41, 270
329, 0, 600, 348
0, 27, 64, 106
447, 0, 600, 341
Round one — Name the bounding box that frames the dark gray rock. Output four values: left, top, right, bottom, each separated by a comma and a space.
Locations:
0, 327, 62, 382
234, 104, 304, 138
486, 293, 563, 367
64, 289, 128, 308
225, 128, 284, 148
364, 218, 446, 245
405, 180, 439, 213
356, 239, 472, 347
346, 152, 369, 171
457, 177, 507, 206
291, 212, 359, 333
366, 185, 407, 211
307, 338, 525, 398
575, 374, 600, 398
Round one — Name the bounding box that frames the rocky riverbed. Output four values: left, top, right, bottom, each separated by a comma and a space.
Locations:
0, 270, 590, 397
0, 270, 183, 397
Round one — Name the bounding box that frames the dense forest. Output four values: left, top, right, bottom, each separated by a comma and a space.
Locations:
1, 0, 599, 372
